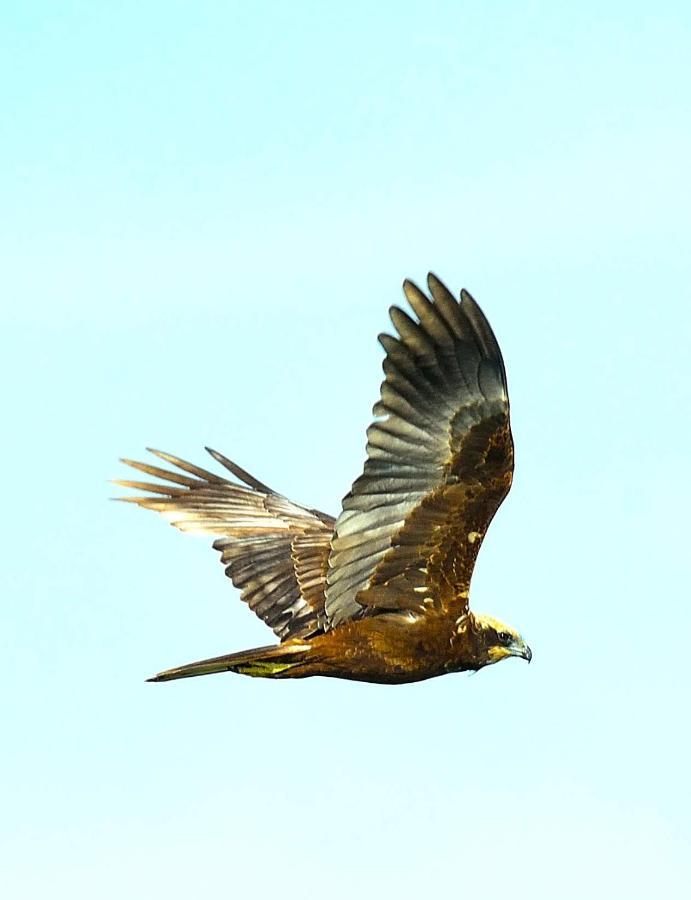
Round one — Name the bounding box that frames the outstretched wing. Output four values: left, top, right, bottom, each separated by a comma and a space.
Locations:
115, 448, 335, 640
325, 274, 513, 627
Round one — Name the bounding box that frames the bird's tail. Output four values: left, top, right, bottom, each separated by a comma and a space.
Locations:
147, 641, 312, 682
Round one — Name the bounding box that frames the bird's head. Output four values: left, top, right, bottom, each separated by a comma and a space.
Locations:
472, 613, 532, 668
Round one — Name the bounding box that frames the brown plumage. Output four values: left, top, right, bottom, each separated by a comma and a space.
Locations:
115, 273, 531, 684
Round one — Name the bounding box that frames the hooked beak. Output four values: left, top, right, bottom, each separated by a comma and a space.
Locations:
510, 639, 532, 663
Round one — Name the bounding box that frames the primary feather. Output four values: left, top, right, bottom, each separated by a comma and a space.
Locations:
115, 447, 334, 640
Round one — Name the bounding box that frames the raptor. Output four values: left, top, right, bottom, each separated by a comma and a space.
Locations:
116, 273, 531, 684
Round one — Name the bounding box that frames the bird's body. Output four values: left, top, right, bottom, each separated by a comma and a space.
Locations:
117, 274, 531, 683
149, 610, 517, 684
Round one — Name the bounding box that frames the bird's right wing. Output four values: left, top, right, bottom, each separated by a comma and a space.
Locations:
115, 448, 335, 641
325, 274, 513, 627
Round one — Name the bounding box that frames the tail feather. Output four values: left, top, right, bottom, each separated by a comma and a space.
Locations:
147, 642, 311, 682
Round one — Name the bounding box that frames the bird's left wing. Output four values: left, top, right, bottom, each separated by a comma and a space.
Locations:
325, 274, 513, 627
115, 448, 334, 640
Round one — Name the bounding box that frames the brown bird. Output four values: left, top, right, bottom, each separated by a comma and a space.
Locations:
116, 273, 531, 684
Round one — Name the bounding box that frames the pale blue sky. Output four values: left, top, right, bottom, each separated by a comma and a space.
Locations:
2, 2, 690, 898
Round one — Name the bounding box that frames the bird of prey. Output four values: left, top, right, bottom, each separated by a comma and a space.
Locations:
116, 273, 531, 684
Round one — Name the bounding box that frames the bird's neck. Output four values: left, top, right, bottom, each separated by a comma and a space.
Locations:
448, 611, 485, 672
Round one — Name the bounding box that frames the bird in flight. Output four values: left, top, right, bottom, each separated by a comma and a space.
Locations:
116, 273, 530, 684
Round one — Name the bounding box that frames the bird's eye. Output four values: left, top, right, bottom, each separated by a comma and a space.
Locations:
498, 631, 512, 646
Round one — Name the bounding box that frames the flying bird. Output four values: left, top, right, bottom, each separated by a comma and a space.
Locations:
116, 273, 530, 684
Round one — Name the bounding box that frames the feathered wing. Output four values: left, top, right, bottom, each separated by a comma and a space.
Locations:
115, 448, 335, 640
325, 274, 513, 627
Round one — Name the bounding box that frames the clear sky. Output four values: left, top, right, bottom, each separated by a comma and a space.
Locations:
2, 2, 690, 897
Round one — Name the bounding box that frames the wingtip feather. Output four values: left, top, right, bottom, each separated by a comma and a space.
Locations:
205, 447, 274, 494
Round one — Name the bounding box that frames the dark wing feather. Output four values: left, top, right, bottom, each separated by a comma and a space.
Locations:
115, 448, 334, 640
325, 274, 513, 626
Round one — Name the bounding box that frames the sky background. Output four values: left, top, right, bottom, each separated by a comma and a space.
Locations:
2, 2, 690, 897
